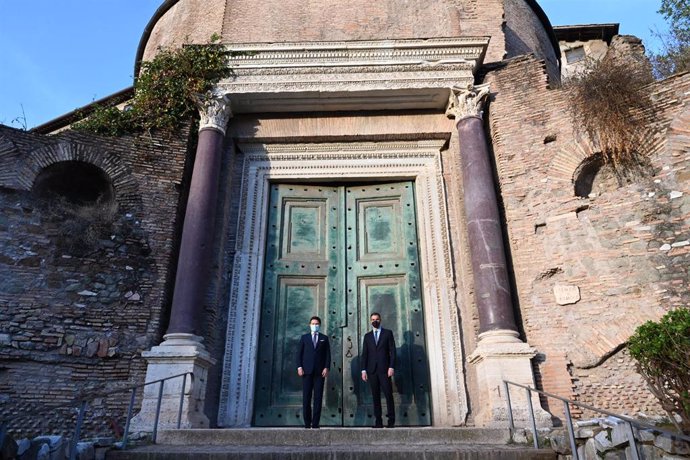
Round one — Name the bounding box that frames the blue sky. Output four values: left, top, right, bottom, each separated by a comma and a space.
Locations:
0, 0, 669, 129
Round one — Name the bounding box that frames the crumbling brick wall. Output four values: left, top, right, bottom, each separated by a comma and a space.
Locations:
0, 125, 194, 437
484, 52, 689, 419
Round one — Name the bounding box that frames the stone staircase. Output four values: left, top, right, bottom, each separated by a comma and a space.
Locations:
106, 428, 557, 459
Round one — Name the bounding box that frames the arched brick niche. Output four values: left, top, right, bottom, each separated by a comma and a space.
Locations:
33, 161, 115, 205
572, 153, 618, 198
14, 142, 137, 202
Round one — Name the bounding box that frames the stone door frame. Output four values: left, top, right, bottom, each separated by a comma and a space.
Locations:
218, 140, 469, 427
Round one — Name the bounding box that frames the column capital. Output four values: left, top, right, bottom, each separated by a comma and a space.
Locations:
194, 91, 233, 135
445, 84, 491, 121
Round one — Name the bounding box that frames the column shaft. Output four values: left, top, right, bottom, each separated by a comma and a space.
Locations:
167, 127, 224, 335
456, 115, 518, 334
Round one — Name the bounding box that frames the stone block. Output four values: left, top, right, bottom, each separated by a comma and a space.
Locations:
581, 438, 598, 460
36, 443, 50, 460
594, 430, 614, 452
640, 444, 663, 460
32, 435, 67, 460
654, 435, 690, 455
603, 449, 627, 460
549, 429, 572, 454
576, 427, 602, 439
75, 442, 95, 460
610, 422, 632, 447
16, 438, 30, 458
637, 429, 657, 443
553, 284, 580, 305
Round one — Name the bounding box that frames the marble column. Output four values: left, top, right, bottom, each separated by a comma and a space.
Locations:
131, 93, 233, 432
447, 85, 551, 428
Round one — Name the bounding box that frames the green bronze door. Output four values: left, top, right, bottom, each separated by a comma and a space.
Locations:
254, 182, 431, 426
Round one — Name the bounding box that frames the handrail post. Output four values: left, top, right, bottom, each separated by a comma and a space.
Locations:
152, 381, 164, 443
504, 381, 515, 436
69, 400, 87, 460
121, 387, 137, 449
526, 387, 539, 449
563, 400, 579, 460
627, 422, 640, 460
177, 373, 188, 429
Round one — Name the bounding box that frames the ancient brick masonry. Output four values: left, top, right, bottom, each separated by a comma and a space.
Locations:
484, 54, 690, 417
0, 125, 195, 437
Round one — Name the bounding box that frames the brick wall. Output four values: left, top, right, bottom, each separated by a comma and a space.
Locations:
142, 0, 557, 73
484, 53, 689, 418
0, 125, 194, 437
504, 0, 560, 83
142, 0, 227, 61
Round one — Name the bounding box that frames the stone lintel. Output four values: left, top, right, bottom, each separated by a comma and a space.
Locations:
214, 37, 489, 113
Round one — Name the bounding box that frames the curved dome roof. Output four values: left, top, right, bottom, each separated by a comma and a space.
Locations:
136, 0, 559, 76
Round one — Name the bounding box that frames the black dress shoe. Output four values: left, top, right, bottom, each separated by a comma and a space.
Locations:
386, 423, 395, 428
304, 426, 311, 429
372, 424, 384, 428
312, 425, 320, 429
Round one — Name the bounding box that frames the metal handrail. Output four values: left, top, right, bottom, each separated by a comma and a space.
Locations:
504, 380, 690, 460
0, 372, 193, 460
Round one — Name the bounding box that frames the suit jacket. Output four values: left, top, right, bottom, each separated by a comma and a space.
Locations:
297, 332, 331, 375
361, 328, 396, 374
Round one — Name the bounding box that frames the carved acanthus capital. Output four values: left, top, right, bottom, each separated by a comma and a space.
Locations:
194, 92, 233, 135
446, 84, 491, 121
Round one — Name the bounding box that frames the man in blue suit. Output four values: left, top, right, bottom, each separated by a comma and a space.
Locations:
296, 315, 331, 428
361, 312, 396, 428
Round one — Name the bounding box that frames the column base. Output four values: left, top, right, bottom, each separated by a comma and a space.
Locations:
129, 333, 216, 433
468, 330, 552, 428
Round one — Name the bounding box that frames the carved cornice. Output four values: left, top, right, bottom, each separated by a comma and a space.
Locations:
213, 38, 490, 113
445, 84, 491, 121
194, 92, 233, 134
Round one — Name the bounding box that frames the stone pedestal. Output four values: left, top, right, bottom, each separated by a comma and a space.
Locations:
129, 334, 216, 432
468, 330, 552, 428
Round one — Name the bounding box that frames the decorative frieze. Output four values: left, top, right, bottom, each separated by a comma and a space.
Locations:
213, 38, 489, 113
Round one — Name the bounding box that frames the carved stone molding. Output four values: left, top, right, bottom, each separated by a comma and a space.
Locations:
194, 92, 233, 134
214, 38, 490, 113
446, 84, 491, 121
218, 140, 469, 428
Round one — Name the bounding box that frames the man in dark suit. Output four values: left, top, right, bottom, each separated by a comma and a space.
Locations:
361, 312, 396, 428
296, 315, 331, 428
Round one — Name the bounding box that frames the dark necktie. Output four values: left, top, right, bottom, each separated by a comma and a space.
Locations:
313, 333, 318, 348
374, 330, 379, 345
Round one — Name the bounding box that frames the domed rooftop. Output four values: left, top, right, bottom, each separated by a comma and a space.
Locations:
136, 0, 559, 76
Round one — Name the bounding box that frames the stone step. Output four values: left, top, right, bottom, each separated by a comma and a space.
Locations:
107, 444, 556, 460
156, 427, 511, 446
106, 428, 557, 459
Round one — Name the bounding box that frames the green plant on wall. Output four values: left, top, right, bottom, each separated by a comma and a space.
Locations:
74, 35, 231, 136
628, 308, 690, 434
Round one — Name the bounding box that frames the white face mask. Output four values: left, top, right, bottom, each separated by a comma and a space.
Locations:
310, 324, 320, 333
